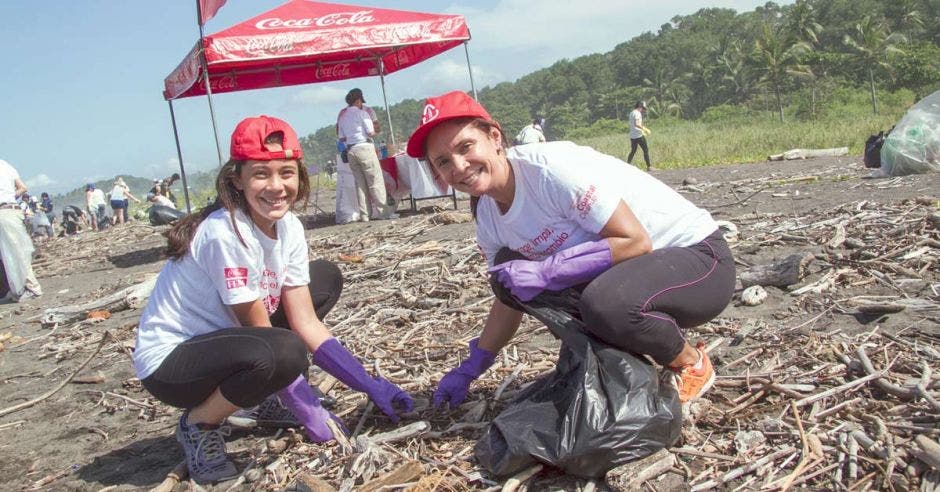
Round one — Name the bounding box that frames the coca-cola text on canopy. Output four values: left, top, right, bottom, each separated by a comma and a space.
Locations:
256, 11, 375, 30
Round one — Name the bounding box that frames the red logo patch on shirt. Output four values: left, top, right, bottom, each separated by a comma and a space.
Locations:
224, 267, 248, 289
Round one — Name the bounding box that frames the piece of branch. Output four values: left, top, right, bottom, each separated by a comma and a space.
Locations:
293, 471, 337, 492
854, 346, 918, 401
691, 447, 796, 491
606, 448, 676, 491
149, 461, 188, 492
359, 460, 424, 492
739, 253, 814, 288
41, 276, 157, 326
502, 464, 543, 492
0, 331, 110, 418
793, 371, 883, 408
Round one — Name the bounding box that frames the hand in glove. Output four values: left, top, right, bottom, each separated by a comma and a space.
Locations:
313, 338, 413, 422
276, 375, 346, 442
488, 240, 612, 302
433, 338, 496, 409
642, 127, 652, 136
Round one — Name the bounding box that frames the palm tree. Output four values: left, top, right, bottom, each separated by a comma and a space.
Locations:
717, 40, 757, 107
754, 23, 811, 122
843, 15, 907, 114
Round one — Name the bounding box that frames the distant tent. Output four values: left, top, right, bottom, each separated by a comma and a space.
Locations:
162, 0, 478, 211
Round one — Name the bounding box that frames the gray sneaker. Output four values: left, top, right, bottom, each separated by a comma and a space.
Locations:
227, 394, 299, 429
176, 412, 239, 484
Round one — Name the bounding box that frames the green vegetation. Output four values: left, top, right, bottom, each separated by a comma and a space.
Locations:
295, 0, 939, 171
581, 89, 913, 169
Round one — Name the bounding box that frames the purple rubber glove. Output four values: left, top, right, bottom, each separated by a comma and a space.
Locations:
488, 239, 612, 302
312, 338, 414, 422
276, 375, 346, 442
433, 338, 496, 409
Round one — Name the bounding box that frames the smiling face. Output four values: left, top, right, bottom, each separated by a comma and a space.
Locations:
233, 151, 300, 236
425, 118, 511, 199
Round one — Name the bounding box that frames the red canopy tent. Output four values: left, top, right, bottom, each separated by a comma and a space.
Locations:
163, 0, 477, 211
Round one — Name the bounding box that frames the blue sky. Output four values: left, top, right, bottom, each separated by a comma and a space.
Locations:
0, 0, 783, 194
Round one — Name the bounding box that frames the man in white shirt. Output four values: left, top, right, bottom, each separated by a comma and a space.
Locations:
628, 101, 652, 171
336, 88, 397, 221
0, 159, 42, 301
515, 117, 546, 145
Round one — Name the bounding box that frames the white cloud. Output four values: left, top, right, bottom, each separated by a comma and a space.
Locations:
417, 59, 502, 97
25, 173, 55, 189
290, 86, 348, 108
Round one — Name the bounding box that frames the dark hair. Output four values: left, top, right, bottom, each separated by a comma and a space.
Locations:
423, 117, 507, 219
165, 135, 310, 259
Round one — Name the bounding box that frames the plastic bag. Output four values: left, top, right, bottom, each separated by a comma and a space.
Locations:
148, 205, 185, 226
475, 291, 682, 478
0, 210, 35, 298
881, 90, 940, 176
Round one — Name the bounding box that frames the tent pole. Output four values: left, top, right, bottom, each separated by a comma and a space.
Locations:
463, 41, 478, 100
378, 59, 396, 148
198, 23, 225, 168
168, 100, 193, 213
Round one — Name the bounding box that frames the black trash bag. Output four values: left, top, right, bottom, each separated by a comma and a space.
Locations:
864, 131, 886, 169
475, 291, 682, 478
149, 205, 185, 226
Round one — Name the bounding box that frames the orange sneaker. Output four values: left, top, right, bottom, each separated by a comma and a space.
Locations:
673, 342, 715, 403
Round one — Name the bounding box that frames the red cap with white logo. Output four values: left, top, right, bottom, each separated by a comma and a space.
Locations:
406, 91, 497, 158
230, 115, 303, 161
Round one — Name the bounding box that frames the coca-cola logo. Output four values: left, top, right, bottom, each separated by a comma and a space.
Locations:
210, 75, 236, 91
245, 33, 295, 54
256, 11, 375, 30
315, 63, 351, 80
421, 104, 440, 124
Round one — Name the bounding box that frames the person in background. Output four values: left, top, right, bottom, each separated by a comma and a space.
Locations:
109, 177, 140, 225
335, 88, 397, 221
406, 91, 734, 409
39, 192, 54, 225
85, 183, 108, 231
628, 100, 652, 171
515, 117, 546, 145
61, 204, 89, 235
0, 158, 42, 301
147, 192, 176, 210
158, 173, 181, 207
133, 116, 412, 484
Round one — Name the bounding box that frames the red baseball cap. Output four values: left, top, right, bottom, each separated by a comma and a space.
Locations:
230, 115, 303, 161
406, 91, 497, 158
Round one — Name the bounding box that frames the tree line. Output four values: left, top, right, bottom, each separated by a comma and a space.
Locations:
300, 0, 940, 167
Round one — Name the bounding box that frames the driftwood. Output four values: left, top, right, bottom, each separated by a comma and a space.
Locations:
606, 448, 677, 491
739, 252, 814, 288
294, 472, 338, 492
40, 275, 157, 326
359, 460, 424, 492
768, 147, 848, 161
148, 461, 188, 492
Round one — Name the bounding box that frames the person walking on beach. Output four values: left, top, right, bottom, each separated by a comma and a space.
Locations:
109, 177, 140, 225
628, 100, 653, 171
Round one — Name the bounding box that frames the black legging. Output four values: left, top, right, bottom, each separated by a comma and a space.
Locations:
141, 260, 343, 409
628, 136, 651, 169
490, 230, 734, 365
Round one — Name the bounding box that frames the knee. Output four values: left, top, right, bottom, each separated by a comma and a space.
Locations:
266, 330, 308, 383
489, 248, 526, 310
309, 259, 343, 291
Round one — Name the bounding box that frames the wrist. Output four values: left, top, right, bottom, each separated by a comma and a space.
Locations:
460, 338, 496, 376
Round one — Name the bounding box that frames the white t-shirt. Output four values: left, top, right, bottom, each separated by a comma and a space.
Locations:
133, 208, 310, 379
629, 109, 644, 139
336, 106, 375, 146
152, 195, 175, 209
516, 124, 546, 145
0, 159, 20, 204
110, 184, 127, 201
87, 189, 107, 208
475, 142, 717, 266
